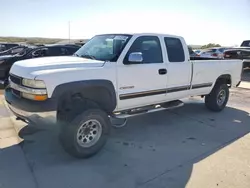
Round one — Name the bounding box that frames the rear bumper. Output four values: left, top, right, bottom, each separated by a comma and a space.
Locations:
5, 88, 57, 124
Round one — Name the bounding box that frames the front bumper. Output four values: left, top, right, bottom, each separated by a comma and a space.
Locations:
5, 88, 57, 124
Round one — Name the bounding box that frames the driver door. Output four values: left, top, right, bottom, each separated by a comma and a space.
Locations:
116, 35, 168, 111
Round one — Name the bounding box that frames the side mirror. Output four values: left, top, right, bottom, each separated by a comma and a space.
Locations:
127, 52, 143, 64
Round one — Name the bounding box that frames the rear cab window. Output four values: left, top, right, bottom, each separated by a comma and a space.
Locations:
164, 37, 185, 62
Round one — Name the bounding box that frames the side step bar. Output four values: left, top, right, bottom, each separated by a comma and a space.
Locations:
113, 100, 184, 119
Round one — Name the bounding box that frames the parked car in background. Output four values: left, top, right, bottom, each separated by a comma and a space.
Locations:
194, 49, 201, 54
224, 40, 250, 68
199, 47, 227, 59
64, 44, 82, 48
188, 46, 199, 57
241, 40, 250, 47
0, 45, 80, 87
0, 43, 19, 52
0, 45, 29, 56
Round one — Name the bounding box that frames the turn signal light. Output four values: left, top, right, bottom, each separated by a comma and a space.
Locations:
22, 93, 48, 101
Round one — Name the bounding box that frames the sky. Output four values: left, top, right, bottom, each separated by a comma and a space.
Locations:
1, 0, 250, 46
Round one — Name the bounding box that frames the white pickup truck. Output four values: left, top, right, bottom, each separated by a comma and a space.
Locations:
5, 33, 243, 158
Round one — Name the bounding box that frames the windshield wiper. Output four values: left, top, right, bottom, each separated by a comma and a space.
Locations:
73, 53, 79, 57
80, 54, 96, 60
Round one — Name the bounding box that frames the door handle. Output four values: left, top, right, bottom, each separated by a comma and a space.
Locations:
158, 68, 167, 75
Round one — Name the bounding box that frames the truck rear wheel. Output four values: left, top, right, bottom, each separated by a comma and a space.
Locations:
205, 83, 229, 112
60, 109, 111, 158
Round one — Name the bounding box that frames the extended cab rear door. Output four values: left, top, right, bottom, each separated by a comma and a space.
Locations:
116, 35, 168, 110
163, 37, 192, 100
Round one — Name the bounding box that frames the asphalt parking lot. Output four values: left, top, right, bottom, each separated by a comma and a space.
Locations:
0, 70, 250, 188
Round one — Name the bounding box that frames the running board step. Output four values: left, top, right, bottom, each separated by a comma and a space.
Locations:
113, 100, 184, 119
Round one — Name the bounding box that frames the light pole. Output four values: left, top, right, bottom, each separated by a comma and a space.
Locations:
68, 21, 71, 43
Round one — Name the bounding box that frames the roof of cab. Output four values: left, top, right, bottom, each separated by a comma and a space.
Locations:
132, 33, 182, 38
96, 33, 183, 38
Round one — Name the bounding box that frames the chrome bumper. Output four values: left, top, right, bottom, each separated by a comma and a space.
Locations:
5, 86, 58, 124
8, 102, 57, 124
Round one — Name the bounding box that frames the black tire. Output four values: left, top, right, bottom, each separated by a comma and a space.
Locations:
205, 83, 229, 112
60, 109, 111, 158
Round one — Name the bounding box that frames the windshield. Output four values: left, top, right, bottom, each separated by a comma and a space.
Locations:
16, 47, 34, 56
74, 34, 132, 61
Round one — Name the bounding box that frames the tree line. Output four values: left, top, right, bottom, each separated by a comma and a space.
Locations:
200, 43, 221, 49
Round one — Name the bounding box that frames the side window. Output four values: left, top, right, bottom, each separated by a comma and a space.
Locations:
1, 45, 7, 51
164, 37, 185, 62
31, 49, 41, 57
124, 36, 163, 64
31, 48, 48, 58
59, 47, 68, 55
40, 48, 49, 56
12, 47, 24, 54
218, 48, 224, 53
48, 47, 61, 56
67, 47, 78, 55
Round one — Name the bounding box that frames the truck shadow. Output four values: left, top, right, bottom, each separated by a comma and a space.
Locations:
11, 102, 250, 188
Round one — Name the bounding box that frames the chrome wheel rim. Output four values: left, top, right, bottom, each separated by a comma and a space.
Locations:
76, 119, 102, 148
217, 90, 226, 106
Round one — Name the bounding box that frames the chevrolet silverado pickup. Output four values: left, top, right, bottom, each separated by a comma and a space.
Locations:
5, 33, 243, 158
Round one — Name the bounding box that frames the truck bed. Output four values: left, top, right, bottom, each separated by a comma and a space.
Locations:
191, 59, 243, 93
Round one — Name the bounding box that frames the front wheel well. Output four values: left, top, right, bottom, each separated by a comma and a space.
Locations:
56, 86, 116, 121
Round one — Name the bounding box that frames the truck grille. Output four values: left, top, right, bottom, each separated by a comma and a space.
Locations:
9, 74, 22, 98
9, 74, 22, 85
11, 89, 21, 98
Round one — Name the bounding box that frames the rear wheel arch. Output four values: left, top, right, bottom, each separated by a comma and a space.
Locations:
215, 74, 232, 87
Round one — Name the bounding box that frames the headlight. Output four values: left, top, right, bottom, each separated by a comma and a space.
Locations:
0, 60, 5, 64
22, 78, 46, 88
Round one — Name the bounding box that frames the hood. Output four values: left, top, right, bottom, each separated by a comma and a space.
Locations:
0, 55, 14, 60
10, 56, 105, 79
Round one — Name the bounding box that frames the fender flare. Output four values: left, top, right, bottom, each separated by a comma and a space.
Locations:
52, 80, 117, 113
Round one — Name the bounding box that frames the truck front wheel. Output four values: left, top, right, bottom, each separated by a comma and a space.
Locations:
205, 83, 229, 112
60, 109, 111, 158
